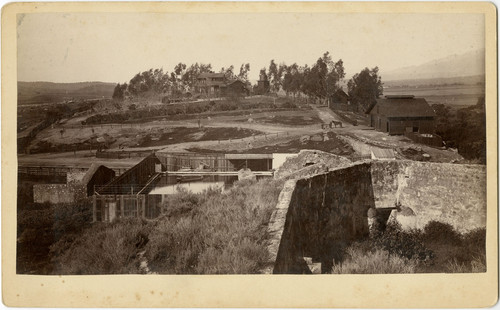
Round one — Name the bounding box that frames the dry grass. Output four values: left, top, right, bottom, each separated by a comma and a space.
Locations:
51, 218, 153, 274
446, 254, 486, 273
145, 178, 284, 274
331, 247, 418, 274
48, 178, 284, 274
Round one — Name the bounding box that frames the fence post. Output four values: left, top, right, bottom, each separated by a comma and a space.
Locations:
92, 195, 97, 222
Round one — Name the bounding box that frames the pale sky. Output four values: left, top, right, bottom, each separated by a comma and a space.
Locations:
17, 12, 484, 83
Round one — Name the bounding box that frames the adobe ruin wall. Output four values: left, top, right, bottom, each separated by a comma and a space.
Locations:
266, 160, 486, 274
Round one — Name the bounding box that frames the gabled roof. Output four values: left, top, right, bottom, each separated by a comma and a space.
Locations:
197, 72, 225, 79
81, 164, 115, 185
365, 96, 435, 117
334, 88, 349, 98
225, 79, 247, 86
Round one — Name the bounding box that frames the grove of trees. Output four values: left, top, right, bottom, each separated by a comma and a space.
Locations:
262, 52, 382, 112
112, 62, 251, 101
347, 67, 383, 112
113, 53, 384, 112
265, 52, 346, 104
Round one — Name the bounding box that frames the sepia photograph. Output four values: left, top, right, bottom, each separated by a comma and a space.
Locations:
3, 1, 497, 308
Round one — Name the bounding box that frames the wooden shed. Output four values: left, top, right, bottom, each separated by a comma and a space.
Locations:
81, 164, 116, 196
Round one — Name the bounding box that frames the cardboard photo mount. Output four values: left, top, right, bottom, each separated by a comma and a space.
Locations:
2, 2, 498, 308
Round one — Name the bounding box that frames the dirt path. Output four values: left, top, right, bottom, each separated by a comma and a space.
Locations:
339, 127, 463, 163
312, 106, 349, 126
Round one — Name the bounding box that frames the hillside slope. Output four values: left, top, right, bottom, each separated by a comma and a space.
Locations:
382, 49, 485, 81
18, 81, 116, 105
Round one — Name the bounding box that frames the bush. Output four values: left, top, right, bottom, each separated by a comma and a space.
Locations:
332, 246, 418, 274
17, 199, 93, 274
145, 178, 284, 274
371, 221, 433, 262
161, 187, 203, 218
51, 218, 153, 274
279, 101, 298, 109
422, 221, 462, 245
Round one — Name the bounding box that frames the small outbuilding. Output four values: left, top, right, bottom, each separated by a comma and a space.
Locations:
365, 95, 436, 135
223, 80, 249, 97
82, 164, 116, 196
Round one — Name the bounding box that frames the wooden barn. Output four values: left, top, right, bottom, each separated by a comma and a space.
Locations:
365, 95, 436, 135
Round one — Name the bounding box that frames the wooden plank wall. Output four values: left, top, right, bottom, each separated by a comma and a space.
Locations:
156, 153, 236, 172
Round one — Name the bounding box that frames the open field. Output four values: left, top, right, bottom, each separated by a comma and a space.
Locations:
235, 114, 321, 126
25, 99, 320, 154
189, 131, 354, 156
29, 125, 264, 153
384, 84, 484, 110
17, 81, 115, 105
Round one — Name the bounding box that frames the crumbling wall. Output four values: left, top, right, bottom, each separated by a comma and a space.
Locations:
67, 171, 86, 183
268, 160, 486, 273
274, 149, 351, 179
33, 184, 86, 204
273, 163, 373, 273
370, 161, 486, 233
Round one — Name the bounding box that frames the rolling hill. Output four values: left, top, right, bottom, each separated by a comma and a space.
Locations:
381, 49, 485, 82
17, 81, 116, 105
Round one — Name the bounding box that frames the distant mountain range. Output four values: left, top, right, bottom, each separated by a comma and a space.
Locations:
381, 49, 485, 82
18, 81, 116, 105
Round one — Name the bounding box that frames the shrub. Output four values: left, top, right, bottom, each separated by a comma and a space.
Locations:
279, 101, 298, 109
371, 221, 433, 262
422, 221, 462, 245
161, 187, 203, 218
331, 245, 418, 274
145, 178, 284, 274
51, 218, 153, 274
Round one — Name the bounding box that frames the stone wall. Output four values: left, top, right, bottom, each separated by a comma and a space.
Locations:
33, 184, 86, 204
370, 161, 486, 233
272, 163, 374, 273
274, 149, 351, 179
268, 160, 486, 273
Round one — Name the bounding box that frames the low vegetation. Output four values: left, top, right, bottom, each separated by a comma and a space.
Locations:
83, 97, 303, 125
41, 178, 284, 275
190, 131, 354, 156
137, 127, 264, 148
331, 221, 486, 274
17, 199, 92, 274
433, 97, 486, 164
236, 114, 321, 126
